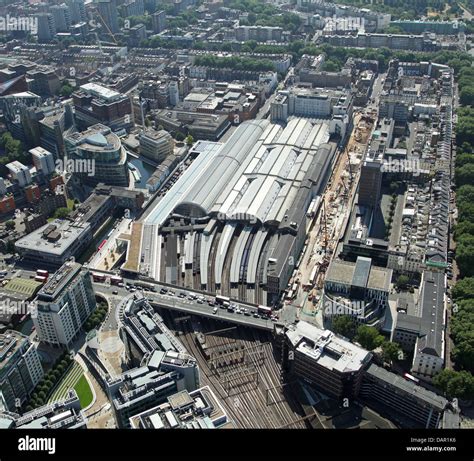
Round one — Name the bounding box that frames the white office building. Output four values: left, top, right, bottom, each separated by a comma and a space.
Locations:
6, 161, 32, 187
139, 129, 174, 163
33, 262, 96, 348
30, 147, 56, 176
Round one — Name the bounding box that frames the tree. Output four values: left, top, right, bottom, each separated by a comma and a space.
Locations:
452, 278, 474, 301
185, 135, 194, 146
53, 207, 70, 219
60, 83, 74, 98
175, 132, 186, 142
433, 369, 474, 400
355, 325, 384, 350
396, 275, 409, 290
4, 220, 15, 231
460, 86, 474, 107
381, 341, 401, 363
332, 315, 356, 339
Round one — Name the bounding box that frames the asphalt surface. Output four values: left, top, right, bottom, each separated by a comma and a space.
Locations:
92, 280, 275, 331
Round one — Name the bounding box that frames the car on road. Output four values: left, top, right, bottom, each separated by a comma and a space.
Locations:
197, 299, 203, 304
178, 292, 186, 298
244, 309, 250, 316
213, 307, 218, 314
208, 300, 215, 306
160, 288, 168, 294
112, 290, 118, 295
169, 290, 175, 296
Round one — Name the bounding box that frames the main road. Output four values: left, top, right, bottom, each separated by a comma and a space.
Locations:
92, 278, 275, 331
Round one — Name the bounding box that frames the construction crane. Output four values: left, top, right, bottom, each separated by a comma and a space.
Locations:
91, 6, 119, 46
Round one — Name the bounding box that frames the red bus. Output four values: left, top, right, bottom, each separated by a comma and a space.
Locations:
258, 305, 272, 317
92, 272, 106, 282
98, 239, 107, 251
110, 275, 123, 286
36, 269, 49, 277
35, 275, 47, 283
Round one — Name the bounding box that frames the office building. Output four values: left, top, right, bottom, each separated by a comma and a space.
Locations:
152, 11, 166, 33
358, 156, 383, 208
15, 220, 92, 268
36, 13, 57, 42
0, 390, 86, 429
283, 321, 372, 399
26, 67, 61, 98
129, 386, 232, 429
30, 147, 56, 176
95, 0, 119, 34
6, 161, 31, 188
123, 0, 145, 17
0, 331, 44, 412
65, 124, 129, 187
323, 257, 392, 328
139, 129, 174, 163
66, 0, 87, 24
33, 261, 96, 348
50, 4, 72, 32
108, 294, 199, 427
361, 364, 456, 428
72, 82, 133, 131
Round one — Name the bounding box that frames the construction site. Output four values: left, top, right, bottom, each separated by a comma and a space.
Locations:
287, 111, 376, 324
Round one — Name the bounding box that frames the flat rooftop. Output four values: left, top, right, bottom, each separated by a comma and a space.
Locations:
286, 321, 372, 374
15, 220, 90, 257
0, 330, 27, 367
325, 257, 392, 292
80, 82, 122, 101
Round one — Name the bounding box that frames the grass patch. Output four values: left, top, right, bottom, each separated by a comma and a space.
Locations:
74, 375, 93, 409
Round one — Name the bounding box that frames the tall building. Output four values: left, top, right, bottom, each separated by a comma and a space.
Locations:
96, 0, 119, 34
152, 10, 166, 33
72, 82, 133, 131
26, 67, 61, 98
66, 0, 87, 24
6, 161, 31, 187
36, 13, 57, 42
50, 4, 72, 32
30, 147, 56, 176
33, 261, 97, 348
123, 0, 145, 17
65, 124, 129, 187
358, 158, 383, 208
139, 129, 174, 163
0, 331, 44, 412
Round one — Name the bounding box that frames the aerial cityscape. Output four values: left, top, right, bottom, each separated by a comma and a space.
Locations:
0, 0, 473, 441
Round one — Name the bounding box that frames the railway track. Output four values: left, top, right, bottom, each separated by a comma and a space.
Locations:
159, 309, 305, 428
